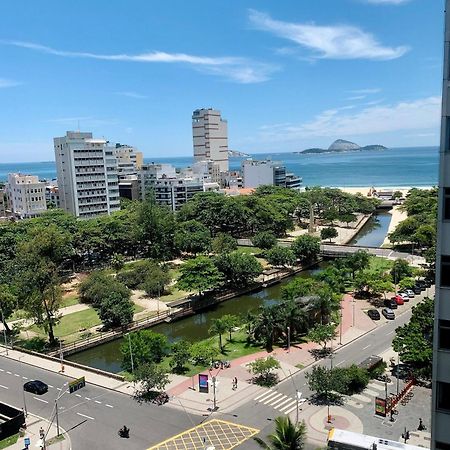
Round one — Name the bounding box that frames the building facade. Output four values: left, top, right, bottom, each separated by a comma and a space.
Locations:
0, 188, 6, 218
241, 159, 302, 190
432, 2, 450, 448
6, 173, 47, 219
192, 108, 229, 172
113, 143, 143, 177
54, 131, 120, 219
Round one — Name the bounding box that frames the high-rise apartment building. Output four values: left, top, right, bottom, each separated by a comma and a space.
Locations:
192, 108, 229, 172
5, 173, 47, 219
432, 2, 450, 449
113, 143, 143, 178
54, 131, 120, 219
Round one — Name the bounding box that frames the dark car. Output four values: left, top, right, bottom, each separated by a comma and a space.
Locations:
391, 363, 412, 379
415, 281, 426, 291
382, 308, 395, 320
24, 380, 48, 395
367, 309, 381, 320
413, 286, 422, 295
384, 299, 398, 309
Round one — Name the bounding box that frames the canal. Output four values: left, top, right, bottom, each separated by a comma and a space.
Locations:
67, 265, 324, 373
67, 211, 392, 373
349, 211, 392, 247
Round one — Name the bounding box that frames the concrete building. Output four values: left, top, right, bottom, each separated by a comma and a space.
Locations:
241, 159, 302, 190
191, 160, 221, 184
192, 108, 229, 172
432, 2, 450, 448
113, 144, 143, 177
54, 131, 120, 219
45, 183, 60, 209
119, 175, 140, 201
0, 189, 6, 218
140, 163, 205, 211
6, 173, 47, 218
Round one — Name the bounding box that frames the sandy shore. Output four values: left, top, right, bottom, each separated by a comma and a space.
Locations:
338, 186, 432, 196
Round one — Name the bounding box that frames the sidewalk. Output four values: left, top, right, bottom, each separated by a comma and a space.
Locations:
5, 413, 71, 450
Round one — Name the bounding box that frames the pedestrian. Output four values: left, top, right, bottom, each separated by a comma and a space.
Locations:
232, 377, 238, 390
418, 418, 425, 431
39, 427, 45, 439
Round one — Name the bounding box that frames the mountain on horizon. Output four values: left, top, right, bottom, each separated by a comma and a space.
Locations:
298, 139, 387, 154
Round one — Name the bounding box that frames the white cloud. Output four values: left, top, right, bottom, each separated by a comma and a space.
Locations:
257, 96, 440, 142
347, 95, 366, 100
115, 91, 147, 99
248, 10, 409, 60
0, 78, 21, 88
46, 116, 118, 127
2, 40, 278, 84
348, 88, 381, 94
365, 0, 411, 4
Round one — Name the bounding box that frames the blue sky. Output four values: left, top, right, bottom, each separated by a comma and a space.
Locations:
0, 0, 444, 162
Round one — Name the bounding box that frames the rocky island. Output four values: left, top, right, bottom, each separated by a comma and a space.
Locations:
297, 139, 387, 154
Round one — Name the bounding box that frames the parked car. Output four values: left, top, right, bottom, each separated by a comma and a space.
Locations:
23, 380, 48, 395
391, 363, 412, 379
415, 281, 426, 291
382, 308, 396, 320
412, 286, 422, 295
384, 299, 398, 309
404, 289, 415, 298
367, 309, 381, 320
397, 292, 409, 302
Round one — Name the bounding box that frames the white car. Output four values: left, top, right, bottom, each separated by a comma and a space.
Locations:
404, 289, 415, 298
398, 292, 410, 301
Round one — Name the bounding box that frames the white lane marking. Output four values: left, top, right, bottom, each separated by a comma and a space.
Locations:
75, 394, 82, 398
48, 385, 54, 388
94, 400, 102, 404
22, 376, 28, 380
284, 404, 299, 415
271, 395, 288, 407
57, 388, 61, 391
263, 393, 284, 405
14, 374, 20, 377
254, 390, 273, 401
274, 397, 294, 410
0, 368, 4, 372
105, 404, 113, 408
387, 331, 395, 335
33, 397, 49, 404
362, 344, 371, 350
0, 384, 9, 389
77, 412, 94, 420
336, 360, 346, 367
6, 371, 11, 374
85, 397, 91, 401
278, 400, 297, 412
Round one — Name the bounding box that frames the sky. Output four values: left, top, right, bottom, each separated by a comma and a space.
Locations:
0, 0, 444, 162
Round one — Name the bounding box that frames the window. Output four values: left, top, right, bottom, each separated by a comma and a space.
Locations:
440, 320, 450, 350
445, 188, 450, 220
438, 382, 450, 411
436, 441, 450, 450
442, 256, 450, 287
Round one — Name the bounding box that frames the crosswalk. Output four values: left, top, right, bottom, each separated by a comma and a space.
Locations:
254, 390, 306, 415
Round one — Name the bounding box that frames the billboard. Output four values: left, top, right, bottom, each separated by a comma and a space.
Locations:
199, 374, 209, 393
375, 397, 387, 416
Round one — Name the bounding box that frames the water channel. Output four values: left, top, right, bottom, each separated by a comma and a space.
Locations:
67, 212, 392, 373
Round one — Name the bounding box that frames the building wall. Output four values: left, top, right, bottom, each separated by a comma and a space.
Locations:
242, 160, 275, 188
192, 108, 229, 172
54, 131, 119, 219
6, 173, 47, 218
0, 189, 6, 217
432, 2, 450, 448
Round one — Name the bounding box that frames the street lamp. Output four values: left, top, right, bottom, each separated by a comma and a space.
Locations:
1, 308, 8, 355
339, 300, 343, 345
295, 390, 302, 424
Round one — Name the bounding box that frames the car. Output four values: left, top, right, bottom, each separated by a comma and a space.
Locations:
384, 299, 398, 309
367, 309, 381, 320
404, 289, 415, 298
397, 292, 410, 302
392, 295, 404, 305
391, 363, 412, 379
23, 380, 48, 395
382, 308, 395, 320
412, 286, 422, 295
415, 281, 426, 291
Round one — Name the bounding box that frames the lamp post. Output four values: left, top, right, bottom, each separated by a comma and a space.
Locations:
396, 352, 400, 395
0, 308, 8, 355
328, 337, 334, 423
339, 300, 343, 345
295, 390, 302, 424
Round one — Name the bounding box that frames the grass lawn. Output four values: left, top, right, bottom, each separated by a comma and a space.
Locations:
0, 433, 19, 449
60, 293, 80, 308
133, 303, 144, 314
161, 287, 190, 303
369, 256, 393, 272
237, 246, 263, 256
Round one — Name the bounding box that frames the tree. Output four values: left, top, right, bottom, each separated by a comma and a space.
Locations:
390, 259, 413, 284
252, 231, 277, 250
320, 227, 338, 242
176, 256, 223, 296
211, 233, 238, 254
307, 324, 336, 350
305, 366, 340, 403
174, 220, 211, 255
393, 297, 434, 379
98, 289, 134, 329
133, 364, 170, 403
215, 251, 262, 287
247, 356, 281, 387
343, 250, 370, 279
121, 330, 169, 371
170, 340, 192, 374
0, 285, 17, 334
79, 271, 120, 307
142, 267, 171, 298
265, 247, 297, 268
110, 253, 125, 271
254, 416, 307, 450
291, 235, 320, 264
253, 305, 284, 351
339, 213, 357, 227
222, 314, 240, 342
398, 277, 415, 290
189, 341, 218, 365
209, 318, 228, 352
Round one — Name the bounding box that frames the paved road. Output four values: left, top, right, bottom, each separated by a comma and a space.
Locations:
221, 304, 414, 447
0, 356, 200, 450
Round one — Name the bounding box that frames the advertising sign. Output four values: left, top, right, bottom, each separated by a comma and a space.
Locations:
69, 376, 86, 394
199, 374, 209, 393
375, 397, 387, 416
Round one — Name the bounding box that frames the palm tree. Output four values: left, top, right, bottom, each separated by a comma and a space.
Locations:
253, 305, 283, 351
254, 416, 307, 450
209, 318, 227, 352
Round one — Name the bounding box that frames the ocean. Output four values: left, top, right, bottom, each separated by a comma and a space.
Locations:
0, 146, 438, 187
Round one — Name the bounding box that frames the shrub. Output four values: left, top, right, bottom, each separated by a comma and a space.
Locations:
252, 231, 277, 250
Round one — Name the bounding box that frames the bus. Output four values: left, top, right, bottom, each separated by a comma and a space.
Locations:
327, 428, 426, 450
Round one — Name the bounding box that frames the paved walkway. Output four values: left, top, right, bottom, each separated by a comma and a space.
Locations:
5, 413, 71, 450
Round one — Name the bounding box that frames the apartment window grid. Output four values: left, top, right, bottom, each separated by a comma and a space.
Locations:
441, 255, 450, 287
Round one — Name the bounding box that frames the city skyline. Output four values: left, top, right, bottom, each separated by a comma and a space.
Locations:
0, 0, 443, 162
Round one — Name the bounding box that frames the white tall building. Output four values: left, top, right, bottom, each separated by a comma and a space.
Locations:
113, 143, 143, 178
6, 173, 47, 218
192, 108, 229, 172
432, 2, 450, 449
54, 131, 120, 219
242, 159, 302, 190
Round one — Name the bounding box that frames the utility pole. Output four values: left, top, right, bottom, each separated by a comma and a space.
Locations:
1, 308, 8, 355
212, 376, 217, 411
339, 301, 343, 345
295, 390, 302, 424
55, 399, 60, 436
396, 352, 400, 395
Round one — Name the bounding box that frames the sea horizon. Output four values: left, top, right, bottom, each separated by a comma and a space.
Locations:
0, 145, 439, 188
